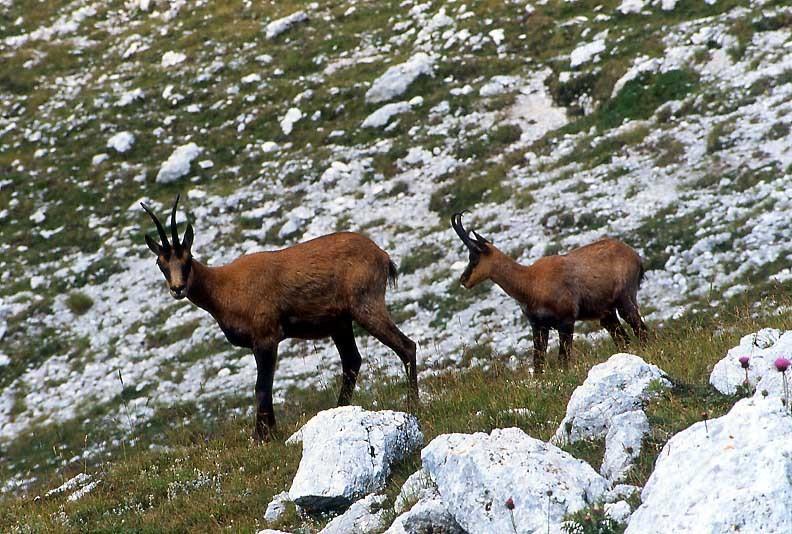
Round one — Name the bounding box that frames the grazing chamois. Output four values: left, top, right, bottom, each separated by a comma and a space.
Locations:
451, 212, 647, 372
142, 196, 418, 441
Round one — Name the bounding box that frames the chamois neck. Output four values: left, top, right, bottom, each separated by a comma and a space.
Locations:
186, 259, 223, 315
489, 251, 532, 301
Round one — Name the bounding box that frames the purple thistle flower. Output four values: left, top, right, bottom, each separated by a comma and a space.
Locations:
739, 356, 750, 369
505, 497, 515, 510
775, 357, 790, 373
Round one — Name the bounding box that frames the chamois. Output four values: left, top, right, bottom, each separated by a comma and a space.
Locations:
451, 212, 647, 372
142, 196, 418, 441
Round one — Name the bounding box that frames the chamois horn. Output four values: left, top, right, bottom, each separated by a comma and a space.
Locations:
141, 202, 170, 250
170, 194, 181, 249
451, 212, 485, 253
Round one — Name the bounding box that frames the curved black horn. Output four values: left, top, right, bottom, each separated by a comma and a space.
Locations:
141, 202, 170, 249
170, 194, 181, 249
451, 212, 483, 252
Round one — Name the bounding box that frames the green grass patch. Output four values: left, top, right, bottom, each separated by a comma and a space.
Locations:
65, 291, 94, 315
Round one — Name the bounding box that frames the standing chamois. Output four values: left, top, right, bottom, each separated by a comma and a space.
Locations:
142, 196, 418, 441
451, 212, 647, 372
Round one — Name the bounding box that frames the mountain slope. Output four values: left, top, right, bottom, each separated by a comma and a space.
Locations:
0, 0, 790, 497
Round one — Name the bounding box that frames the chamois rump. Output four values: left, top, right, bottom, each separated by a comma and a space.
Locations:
451, 212, 647, 372
142, 196, 418, 441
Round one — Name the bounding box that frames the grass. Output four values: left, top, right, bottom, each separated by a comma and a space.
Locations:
2, 291, 791, 531
64, 292, 94, 315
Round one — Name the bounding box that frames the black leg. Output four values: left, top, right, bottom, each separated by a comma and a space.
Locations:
331, 320, 363, 406
253, 344, 278, 442
601, 310, 629, 349
531, 323, 549, 374
558, 323, 574, 368
354, 307, 419, 408
618, 297, 649, 343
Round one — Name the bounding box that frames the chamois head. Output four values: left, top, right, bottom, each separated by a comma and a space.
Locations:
142, 195, 195, 300
451, 212, 495, 289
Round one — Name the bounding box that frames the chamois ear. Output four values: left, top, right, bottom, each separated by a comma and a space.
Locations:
181, 223, 194, 251
145, 233, 162, 256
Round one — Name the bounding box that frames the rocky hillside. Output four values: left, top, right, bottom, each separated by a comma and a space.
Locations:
0, 0, 791, 503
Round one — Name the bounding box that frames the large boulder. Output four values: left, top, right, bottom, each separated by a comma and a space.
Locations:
627, 397, 792, 533
421, 428, 608, 534
553, 353, 670, 445
709, 328, 789, 395
287, 406, 422, 512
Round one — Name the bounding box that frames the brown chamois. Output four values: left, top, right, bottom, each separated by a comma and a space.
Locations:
142, 196, 418, 441
451, 212, 647, 372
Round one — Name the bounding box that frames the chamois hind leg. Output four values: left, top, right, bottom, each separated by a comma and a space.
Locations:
530, 322, 549, 374
558, 322, 574, 368
253, 343, 278, 442
353, 304, 418, 406
617, 295, 649, 343
331, 320, 363, 407
601, 309, 629, 350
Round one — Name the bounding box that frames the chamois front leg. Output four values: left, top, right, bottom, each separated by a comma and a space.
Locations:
253, 343, 278, 442
331, 320, 362, 406
558, 323, 574, 368
531, 322, 549, 375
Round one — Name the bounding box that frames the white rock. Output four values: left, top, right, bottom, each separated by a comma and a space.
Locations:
45, 473, 92, 498
278, 218, 301, 239
198, 160, 214, 169
67, 480, 99, 501
280, 107, 303, 136
264, 491, 290, 523
601, 410, 649, 483
385, 495, 464, 534
553, 353, 670, 445
30, 276, 46, 290
287, 406, 423, 512
570, 39, 606, 68
617, 0, 645, 15
394, 469, 436, 514
479, 75, 521, 97
107, 131, 135, 153
605, 500, 632, 524
261, 141, 279, 153
29, 207, 46, 224
92, 153, 109, 165
362, 102, 411, 129
604, 484, 640, 503
0, 354, 10, 367
161, 51, 186, 68
709, 329, 788, 395
365, 53, 435, 104
241, 73, 262, 84
422, 428, 608, 534
627, 398, 792, 533
319, 494, 387, 534
661, 0, 677, 10
265, 11, 308, 39
156, 143, 202, 184
488, 28, 505, 46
